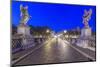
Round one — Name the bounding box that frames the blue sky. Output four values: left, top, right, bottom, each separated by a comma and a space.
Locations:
12, 1, 96, 32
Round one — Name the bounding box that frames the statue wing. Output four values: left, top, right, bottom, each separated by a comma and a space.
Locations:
20, 4, 23, 11
20, 5, 24, 17
87, 9, 92, 20
83, 10, 89, 18
89, 9, 92, 16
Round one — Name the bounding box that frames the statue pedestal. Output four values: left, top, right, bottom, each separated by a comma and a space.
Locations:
81, 27, 91, 37
17, 23, 30, 35
76, 27, 92, 48
17, 23, 35, 49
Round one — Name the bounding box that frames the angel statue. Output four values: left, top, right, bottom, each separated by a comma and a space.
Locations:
20, 4, 31, 25
82, 9, 92, 28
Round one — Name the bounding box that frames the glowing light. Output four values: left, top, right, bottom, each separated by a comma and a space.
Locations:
58, 34, 63, 37
46, 29, 50, 33
64, 30, 67, 33
54, 35, 57, 38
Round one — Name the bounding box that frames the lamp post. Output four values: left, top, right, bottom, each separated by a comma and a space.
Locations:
46, 29, 50, 38
63, 30, 67, 39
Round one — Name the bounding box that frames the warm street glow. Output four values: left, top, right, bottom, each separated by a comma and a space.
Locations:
46, 29, 50, 33
54, 35, 57, 38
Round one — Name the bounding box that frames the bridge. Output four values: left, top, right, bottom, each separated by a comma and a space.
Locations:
12, 34, 96, 66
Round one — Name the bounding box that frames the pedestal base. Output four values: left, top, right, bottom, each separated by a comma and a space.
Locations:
81, 27, 91, 37
16, 23, 35, 49
76, 27, 92, 48
17, 23, 30, 35
22, 35, 35, 49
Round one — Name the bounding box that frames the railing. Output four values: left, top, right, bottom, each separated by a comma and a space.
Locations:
12, 38, 23, 53
88, 39, 96, 48
64, 36, 96, 48
12, 36, 47, 53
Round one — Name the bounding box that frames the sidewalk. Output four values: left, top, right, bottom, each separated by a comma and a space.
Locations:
71, 44, 96, 60
12, 43, 40, 61
87, 47, 95, 51
64, 40, 96, 61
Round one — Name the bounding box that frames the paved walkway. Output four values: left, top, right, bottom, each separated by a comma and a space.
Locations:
71, 44, 96, 60
14, 38, 92, 66
64, 40, 96, 61
12, 43, 40, 61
